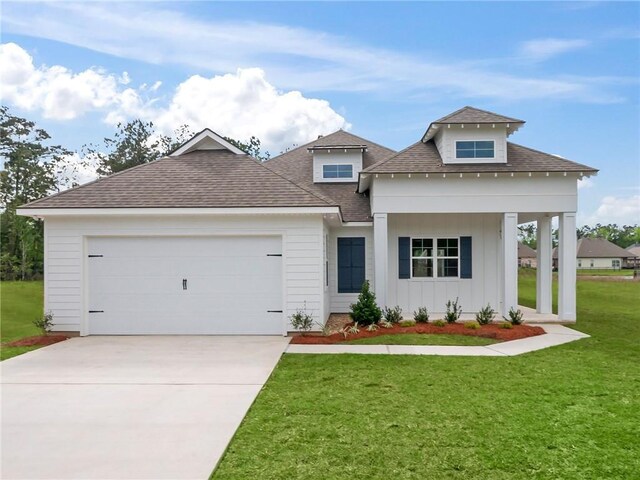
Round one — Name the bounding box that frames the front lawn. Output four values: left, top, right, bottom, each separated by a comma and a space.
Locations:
577, 268, 633, 276
343, 333, 497, 346
213, 273, 640, 479
1, 281, 44, 360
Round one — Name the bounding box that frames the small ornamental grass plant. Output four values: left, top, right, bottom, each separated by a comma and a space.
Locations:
432, 320, 446, 327
399, 319, 417, 328
33, 311, 54, 335
465, 321, 480, 330
475, 304, 496, 325
413, 307, 429, 323
444, 298, 462, 324
500, 322, 513, 330
349, 280, 382, 326
383, 305, 403, 324
289, 303, 313, 334
507, 307, 524, 325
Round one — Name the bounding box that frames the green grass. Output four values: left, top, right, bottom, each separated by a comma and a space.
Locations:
1, 281, 44, 361
213, 272, 640, 479
343, 333, 497, 346
577, 269, 633, 276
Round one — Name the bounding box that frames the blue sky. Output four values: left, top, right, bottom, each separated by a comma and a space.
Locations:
1, 1, 639, 225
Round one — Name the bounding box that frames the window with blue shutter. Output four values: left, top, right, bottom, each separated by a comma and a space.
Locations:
337, 237, 365, 293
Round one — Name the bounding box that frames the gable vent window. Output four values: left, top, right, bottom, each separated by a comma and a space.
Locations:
323, 164, 353, 179
456, 141, 494, 159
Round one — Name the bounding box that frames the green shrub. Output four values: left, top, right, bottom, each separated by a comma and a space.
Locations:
433, 320, 446, 327
475, 303, 495, 325
413, 307, 429, 323
399, 319, 416, 327
289, 303, 313, 334
349, 280, 382, 326
507, 307, 524, 325
500, 322, 513, 329
444, 298, 462, 324
383, 305, 403, 324
465, 321, 480, 330
33, 311, 54, 335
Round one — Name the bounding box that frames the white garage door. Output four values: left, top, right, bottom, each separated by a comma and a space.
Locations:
87, 236, 283, 335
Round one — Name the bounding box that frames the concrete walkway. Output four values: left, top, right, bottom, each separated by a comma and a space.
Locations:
285, 324, 589, 356
1, 336, 289, 480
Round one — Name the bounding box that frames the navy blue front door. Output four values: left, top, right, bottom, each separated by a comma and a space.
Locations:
337, 237, 365, 293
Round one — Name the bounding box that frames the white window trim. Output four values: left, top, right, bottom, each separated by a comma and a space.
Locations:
410, 236, 460, 280
455, 140, 495, 160
322, 163, 355, 180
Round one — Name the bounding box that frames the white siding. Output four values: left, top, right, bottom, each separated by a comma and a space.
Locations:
577, 257, 623, 269
44, 214, 326, 334
328, 226, 374, 313
371, 175, 578, 214
313, 151, 363, 183
435, 125, 508, 164
387, 213, 502, 315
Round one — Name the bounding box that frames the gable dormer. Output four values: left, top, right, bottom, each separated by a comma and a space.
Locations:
310, 142, 366, 183
422, 107, 525, 165
169, 128, 245, 156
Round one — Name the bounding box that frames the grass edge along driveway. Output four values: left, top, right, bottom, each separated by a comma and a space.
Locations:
212, 272, 640, 479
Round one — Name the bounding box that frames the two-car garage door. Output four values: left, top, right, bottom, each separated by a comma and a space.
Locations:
87, 236, 283, 335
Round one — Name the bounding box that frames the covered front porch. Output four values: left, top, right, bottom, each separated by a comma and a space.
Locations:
372, 212, 576, 323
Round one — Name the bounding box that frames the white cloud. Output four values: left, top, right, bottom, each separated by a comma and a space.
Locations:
518, 38, 591, 62
0, 43, 348, 153
586, 195, 640, 225
0, 2, 627, 103
0, 42, 144, 120
153, 69, 348, 152
55, 152, 99, 189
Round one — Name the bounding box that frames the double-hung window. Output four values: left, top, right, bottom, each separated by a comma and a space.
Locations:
411, 238, 459, 278
456, 141, 494, 159
323, 164, 353, 179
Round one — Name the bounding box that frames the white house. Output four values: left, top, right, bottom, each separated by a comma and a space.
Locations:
18, 107, 598, 335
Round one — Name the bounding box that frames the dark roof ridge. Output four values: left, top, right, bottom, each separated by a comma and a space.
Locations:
434, 106, 525, 124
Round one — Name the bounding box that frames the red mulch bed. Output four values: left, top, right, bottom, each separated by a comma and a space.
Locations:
290, 322, 545, 344
4, 335, 70, 347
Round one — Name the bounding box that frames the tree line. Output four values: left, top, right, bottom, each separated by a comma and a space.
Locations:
518, 223, 639, 250
0, 106, 269, 280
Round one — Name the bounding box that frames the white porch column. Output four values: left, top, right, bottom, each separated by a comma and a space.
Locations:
373, 213, 388, 307
558, 212, 577, 321
536, 215, 553, 314
502, 213, 519, 317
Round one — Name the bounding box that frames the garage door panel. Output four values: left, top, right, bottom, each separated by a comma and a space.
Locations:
88, 236, 283, 335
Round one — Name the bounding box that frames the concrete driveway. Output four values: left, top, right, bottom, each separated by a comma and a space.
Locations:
1, 336, 289, 480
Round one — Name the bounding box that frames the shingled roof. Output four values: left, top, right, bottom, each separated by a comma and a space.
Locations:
431, 106, 525, 125
362, 140, 598, 175
20, 150, 337, 210
552, 238, 638, 259
518, 243, 537, 258
264, 130, 395, 222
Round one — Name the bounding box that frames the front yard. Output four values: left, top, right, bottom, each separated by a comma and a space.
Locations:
1, 281, 45, 360
213, 272, 640, 479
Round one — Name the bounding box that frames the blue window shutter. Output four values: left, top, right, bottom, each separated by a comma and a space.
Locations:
398, 237, 410, 279
338, 238, 366, 293
460, 236, 472, 279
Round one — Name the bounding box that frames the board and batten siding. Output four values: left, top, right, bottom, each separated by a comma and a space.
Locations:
436, 125, 508, 164
44, 214, 326, 334
313, 151, 363, 183
371, 175, 578, 214
328, 225, 374, 313
387, 213, 501, 315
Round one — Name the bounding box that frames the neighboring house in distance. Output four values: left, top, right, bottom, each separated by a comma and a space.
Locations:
625, 244, 640, 268
518, 243, 537, 268
553, 237, 638, 270
18, 106, 598, 334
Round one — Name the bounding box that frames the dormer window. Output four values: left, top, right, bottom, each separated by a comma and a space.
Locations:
456, 141, 495, 159
323, 164, 353, 179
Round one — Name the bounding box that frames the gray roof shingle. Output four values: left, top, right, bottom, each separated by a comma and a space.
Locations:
21, 150, 337, 209
264, 130, 396, 222
362, 140, 598, 175
552, 237, 638, 259
431, 106, 525, 125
